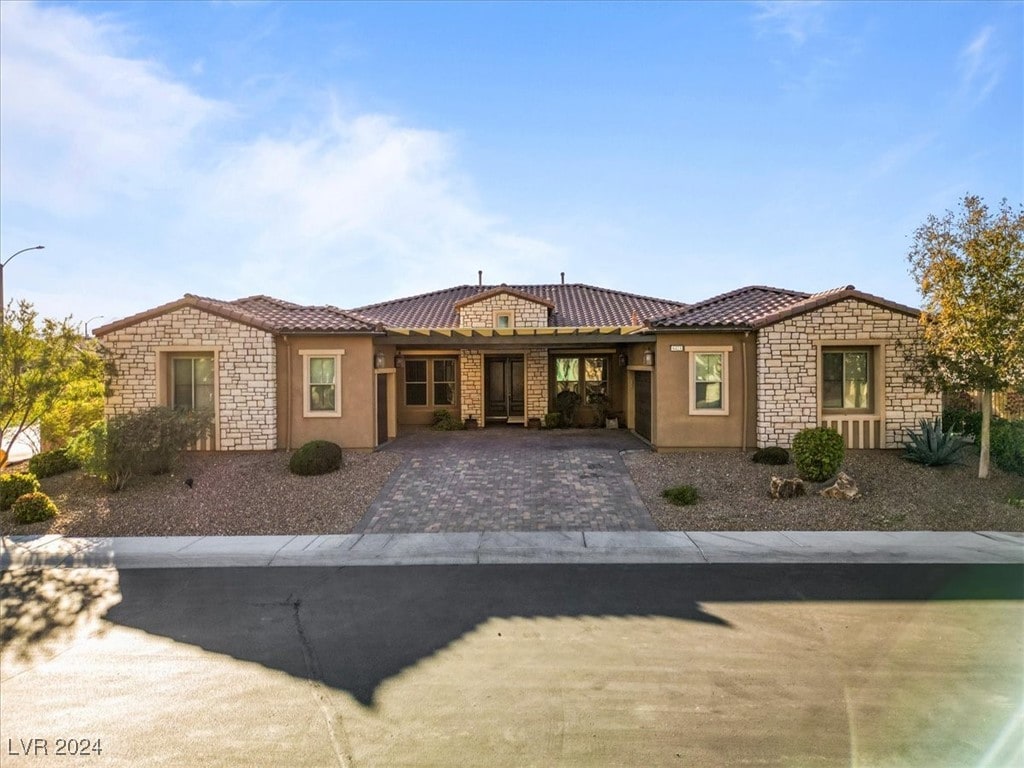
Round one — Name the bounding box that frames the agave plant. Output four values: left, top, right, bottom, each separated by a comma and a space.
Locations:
903, 418, 968, 466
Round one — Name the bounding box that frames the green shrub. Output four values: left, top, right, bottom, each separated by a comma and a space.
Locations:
289, 440, 344, 476
431, 408, 464, 431
1007, 495, 1024, 509
990, 421, 1024, 476
662, 485, 700, 506
543, 412, 562, 429
11, 491, 58, 524
1, 472, 40, 511
69, 408, 212, 491
39, 376, 105, 449
791, 427, 845, 482
903, 418, 969, 467
942, 406, 983, 440
553, 390, 582, 428
28, 447, 80, 478
751, 446, 789, 465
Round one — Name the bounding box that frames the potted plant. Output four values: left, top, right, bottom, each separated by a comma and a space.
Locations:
553, 390, 582, 428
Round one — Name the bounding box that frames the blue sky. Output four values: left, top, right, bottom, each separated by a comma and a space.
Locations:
1, 0, 1021, 328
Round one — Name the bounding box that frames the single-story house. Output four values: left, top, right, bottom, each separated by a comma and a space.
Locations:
93, 280, 941, 452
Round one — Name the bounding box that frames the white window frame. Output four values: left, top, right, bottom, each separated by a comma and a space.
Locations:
686, 345, 731, 416
300, 349, 345, 418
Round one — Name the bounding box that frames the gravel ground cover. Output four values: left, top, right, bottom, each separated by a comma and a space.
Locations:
623, 448, 1024, 532
1, 450, 401, 537
2, 444, 1021, 536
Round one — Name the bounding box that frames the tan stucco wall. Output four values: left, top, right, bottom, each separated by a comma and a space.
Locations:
755, 299, 941, 449
458, 294, 549, 328
276, 335, 377, 451
101, 307, 277, 450
652, 333, 757, 449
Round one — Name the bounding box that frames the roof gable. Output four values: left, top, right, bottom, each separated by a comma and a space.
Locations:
93, 294, 380, 336
649, 285, 920, 330
453, 285, 555, 310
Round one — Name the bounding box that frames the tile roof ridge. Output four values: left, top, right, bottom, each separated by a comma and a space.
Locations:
230, 294, 304, 309
355, 284, 477, 310
649, 284, 807, 323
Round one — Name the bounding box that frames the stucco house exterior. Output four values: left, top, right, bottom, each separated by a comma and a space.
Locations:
93, 281, 940, 452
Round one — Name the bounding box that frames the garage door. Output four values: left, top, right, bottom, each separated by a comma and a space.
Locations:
634, 370, 652, 442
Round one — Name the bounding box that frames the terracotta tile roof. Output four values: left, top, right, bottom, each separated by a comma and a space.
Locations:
649, 285, 920, 329
93, 294, 380, 336
355, 284, 686, 328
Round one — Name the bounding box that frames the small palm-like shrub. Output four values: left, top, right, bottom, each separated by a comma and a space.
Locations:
553, 390, 582, 428
751, 446, 789, 465
29, 447, 80, 478
289, 440, 344, 476
543, 412, 561, 429
1, 472, 40, 511
903, 418, 968, 467
791, 427, 845, 482
662, 484, 700, 506
991, 421, 1024, 476
11, 491, 58, 524
431, 409, 464, 431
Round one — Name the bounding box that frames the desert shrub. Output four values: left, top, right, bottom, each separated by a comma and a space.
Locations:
289, 440, 344, 476
543, 412, 561, 429
11, 491, 58, 524
28, 447, 80, 478
1, 472, 40, 510
39, 376, 105, 449
990, 420, 1024, 476
70, 408, 211, 491
431, 408, 464, 431
903, 418, 969, 467
662, 485, 700, 506
751, 446, 789, 465
791, 427, 845, 482
553, 390, 582, 428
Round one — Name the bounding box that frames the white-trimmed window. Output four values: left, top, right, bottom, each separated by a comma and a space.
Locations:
686, 346, 731, 415
822, 349, 871, 411
301, 350, 344, 417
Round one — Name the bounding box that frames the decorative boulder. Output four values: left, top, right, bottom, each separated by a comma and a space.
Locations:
820, 471, 861, 500
770, 476, 805, 499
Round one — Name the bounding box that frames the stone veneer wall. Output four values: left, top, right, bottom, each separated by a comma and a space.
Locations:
458, 294, 549, 328
101, 307, 278, 450
525, 348, 549, 421
755, 299, 941, 449
459, 349, 484, 425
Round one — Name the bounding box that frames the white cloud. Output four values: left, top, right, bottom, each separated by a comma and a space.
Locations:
752, 1, 826, 46
0, 1, 561, 319
957, 26, 1002, 104
0, 2, 223, 216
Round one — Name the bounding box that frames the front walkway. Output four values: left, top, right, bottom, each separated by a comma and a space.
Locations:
355, 427, 657, 533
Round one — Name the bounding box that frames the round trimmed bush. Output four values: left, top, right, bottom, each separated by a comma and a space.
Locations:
751, 446, 789, 465
11, 491, 58, 524
662, 484, 700, 506
1, 472, 40, 511
289, 440, 344, 476
29, 447, 80, 479
792, 427, 845, 482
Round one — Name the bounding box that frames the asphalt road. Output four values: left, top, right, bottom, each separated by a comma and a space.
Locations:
2, 564, 1022, 767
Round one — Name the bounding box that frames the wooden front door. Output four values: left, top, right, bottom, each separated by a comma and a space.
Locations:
634, 370, 652, 442
485, 356, 525, 422
376, 373, 388, 446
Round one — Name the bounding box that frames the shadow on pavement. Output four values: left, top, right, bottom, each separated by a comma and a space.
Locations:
100, 563, 1022, 706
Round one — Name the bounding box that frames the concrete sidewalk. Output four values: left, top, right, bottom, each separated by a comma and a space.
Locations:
3, 530, 1022, 569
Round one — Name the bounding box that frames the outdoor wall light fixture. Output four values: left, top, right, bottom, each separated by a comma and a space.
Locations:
643, 349, 655, 366
618, 352, 628, 366
395, 352, 404, 368
374, 351, 386, 369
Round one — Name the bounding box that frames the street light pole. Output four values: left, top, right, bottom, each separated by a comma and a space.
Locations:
1, 245, 45, 327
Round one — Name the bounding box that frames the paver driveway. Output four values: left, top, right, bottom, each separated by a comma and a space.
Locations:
355, 427, 656, 533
